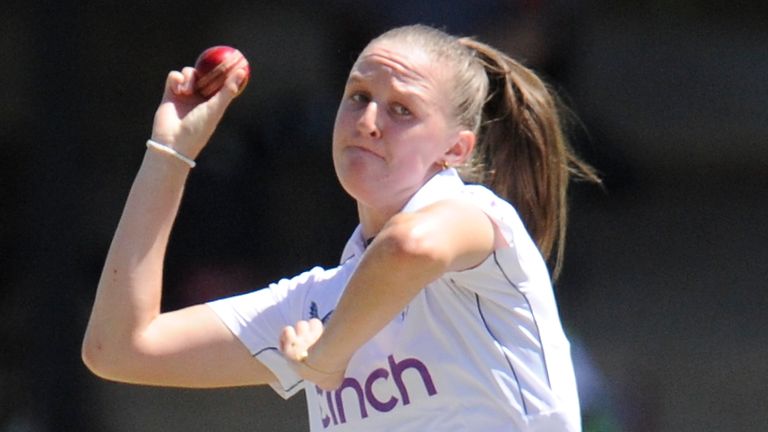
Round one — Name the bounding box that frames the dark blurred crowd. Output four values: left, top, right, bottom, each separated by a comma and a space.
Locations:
3, 1, 767, 431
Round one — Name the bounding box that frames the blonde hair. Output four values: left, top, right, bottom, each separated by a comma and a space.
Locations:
371, 25, 600, 278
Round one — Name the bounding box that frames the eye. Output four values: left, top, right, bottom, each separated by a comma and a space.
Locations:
349, 92, 370, 105
391, 103, 412, 117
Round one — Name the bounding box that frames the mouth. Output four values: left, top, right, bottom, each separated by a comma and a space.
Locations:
347, 144, 385, 160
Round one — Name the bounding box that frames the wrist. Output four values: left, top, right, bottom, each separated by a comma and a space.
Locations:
306, 341, 352, 373
149, 133, 203, 159
146, 139, 196, 168
300, 352, 346, 376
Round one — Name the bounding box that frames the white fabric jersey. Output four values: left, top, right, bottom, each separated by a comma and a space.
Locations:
208, 168, 581, 431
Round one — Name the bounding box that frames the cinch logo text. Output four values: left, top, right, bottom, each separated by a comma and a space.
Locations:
315, 354, 438, 428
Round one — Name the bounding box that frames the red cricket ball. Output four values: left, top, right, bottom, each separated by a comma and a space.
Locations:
193, 45, 250, 99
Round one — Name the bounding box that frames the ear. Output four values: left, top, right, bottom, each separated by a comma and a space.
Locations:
443, 130, 476, 167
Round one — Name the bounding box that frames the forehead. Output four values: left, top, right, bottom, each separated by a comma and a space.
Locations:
350, 41, 448, 92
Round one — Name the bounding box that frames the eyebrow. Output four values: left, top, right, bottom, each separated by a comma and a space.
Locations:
345, 72, 430, 107
345, 73, 365, 86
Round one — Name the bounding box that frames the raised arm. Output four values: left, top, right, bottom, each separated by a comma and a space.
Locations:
82, 65, 276, 388
280, 198, 500, 389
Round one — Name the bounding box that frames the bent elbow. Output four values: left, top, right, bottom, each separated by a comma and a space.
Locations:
81, 333, 112, 379
81, 331, 131, 382
379, 213, 452, 272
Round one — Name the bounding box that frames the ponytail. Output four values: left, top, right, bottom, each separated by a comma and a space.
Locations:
459, 39, 600, 278
373, 25, 600, 278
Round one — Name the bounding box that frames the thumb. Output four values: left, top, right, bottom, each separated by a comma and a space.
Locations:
161, 70, 188, 101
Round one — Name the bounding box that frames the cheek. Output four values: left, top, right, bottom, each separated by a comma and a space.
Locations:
331, 111, 352, 155
387, 143, 436, 178
332, 108, 346, 141
394, 123, 450, 163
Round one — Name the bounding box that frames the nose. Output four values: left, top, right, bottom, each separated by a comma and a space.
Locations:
356, 102, 381, 139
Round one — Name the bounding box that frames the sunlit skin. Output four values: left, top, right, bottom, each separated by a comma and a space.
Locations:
276, 40, 488, 389
81, 35, 490, 394
332, 40, 471, 240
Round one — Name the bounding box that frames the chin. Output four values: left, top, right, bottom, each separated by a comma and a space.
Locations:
338, 171, 382, 203
334, 150, 377, 189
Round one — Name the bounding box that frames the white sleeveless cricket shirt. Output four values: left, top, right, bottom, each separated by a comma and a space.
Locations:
208, 168, 581, 431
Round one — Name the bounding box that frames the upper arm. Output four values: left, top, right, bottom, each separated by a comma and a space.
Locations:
83, 304, 276, 388
382, 199, 500, 273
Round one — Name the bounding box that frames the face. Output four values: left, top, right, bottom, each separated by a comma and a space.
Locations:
332, 40, 462, 213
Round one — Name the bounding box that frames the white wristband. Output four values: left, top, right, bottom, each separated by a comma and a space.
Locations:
146, 139, 196, 168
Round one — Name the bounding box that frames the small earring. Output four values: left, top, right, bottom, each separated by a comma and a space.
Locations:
441, 160, 449, 170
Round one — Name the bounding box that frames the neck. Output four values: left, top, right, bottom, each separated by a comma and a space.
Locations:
356, 202, 397, 240
355, 167, 447, 238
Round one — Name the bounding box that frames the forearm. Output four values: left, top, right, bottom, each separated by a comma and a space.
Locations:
83, 150, 190, 366
308, 214, 450, 368
281, 201, 495, 389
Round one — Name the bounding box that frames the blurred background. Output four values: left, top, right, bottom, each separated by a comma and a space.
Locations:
2, 1, 767, 431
